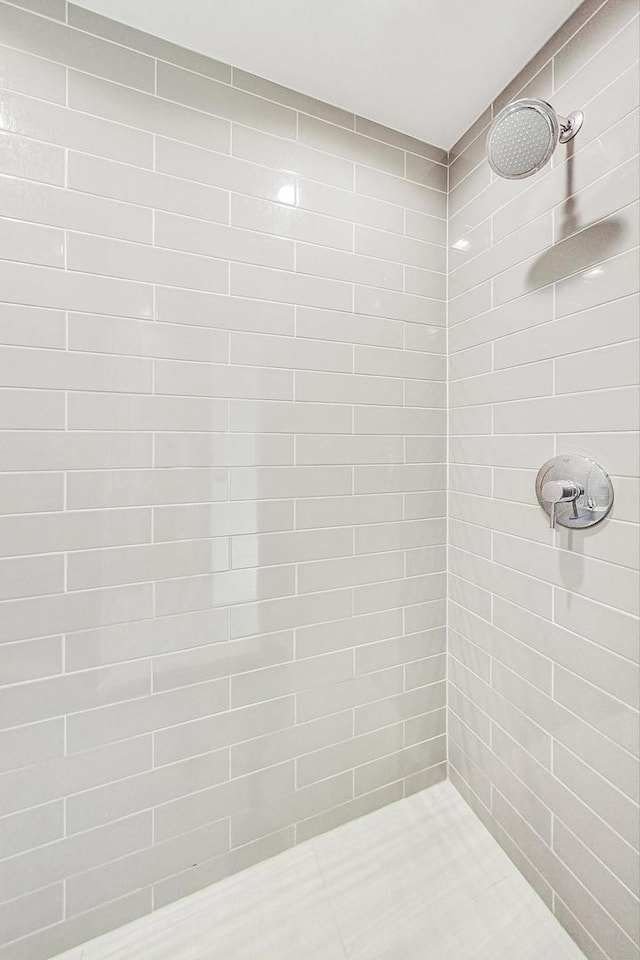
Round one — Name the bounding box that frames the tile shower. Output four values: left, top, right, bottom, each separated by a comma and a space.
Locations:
0, 0, 637, 959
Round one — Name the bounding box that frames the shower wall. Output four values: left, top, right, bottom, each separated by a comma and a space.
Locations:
0, 3, 448, 956
447, 1, 640, 959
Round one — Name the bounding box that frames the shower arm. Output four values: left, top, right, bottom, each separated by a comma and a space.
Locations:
558, 110, 584, 143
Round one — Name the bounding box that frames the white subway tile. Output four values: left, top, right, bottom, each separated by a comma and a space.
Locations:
493, 532, 639, 616
296, 494, 402, 530
156, 210, 293, 270
297, 551, 404, 594
296, 435, 402, 464
354, 464, 445, 495
232, 465, 351, 500
68, 70, 230, 153
68, 151, 229, 224
66, 750, 230, 834
66, 5, 231, 82
494, 386, 639, 434
0, 87, 153, 166
0, 388, 64, 429
231, 332, 351, 373
1, 171, 153, 243
67, 468, 227, 509
231, 651, 353, 708
355, 225, 445, 272
553, 589, 640, 665
356, 165, 446, 217
297, 369, 402, 405
231, 194, 352, 251
556, 340, 639, 394
153, 501, 291, 542
296, 242, 403, 291
0, 811, 152, 904
154, 432, 293, 467
230, 589, 352, 641
297, 177, 404, 233
68, 539, 229, 591
233, 125, 352, 189
0, 213, 63, 266
0, 472, 63, 515
0, 583, 153, 643
66, 682, 228, 755
0, 555, 63, 601
155, 359, 291, 400
355, 285, 445, 325
494, 294, 639, 369
68, 394, 227, 433
355, 345, 445, 380
298, 114, 404, 175
232, 528, 352, 569
158, 61, 295, 138
155, 287, 294, 336
0, 638, 62, 699
1, 3, 155, 91
0, 661, 151, 731
0, 346, 152, 394
0, 260, 153, 319
65, 609, 229, 672
68, 315, 229, 363
67, 233, 229, 294
0, 507, 150, 558
155, 565, 294, 617
0, 42, 66, 103
355, 118, 446, 162
234, 69, 353, 127
0, 130, 64, 185
154, 697, 293, 767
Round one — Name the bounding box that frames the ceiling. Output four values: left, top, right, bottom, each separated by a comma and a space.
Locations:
72, 0, 584, 149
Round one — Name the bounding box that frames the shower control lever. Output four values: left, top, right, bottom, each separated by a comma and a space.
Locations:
540, 480, 582, 529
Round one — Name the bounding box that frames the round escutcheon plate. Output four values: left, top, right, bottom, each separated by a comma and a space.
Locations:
535, 455, 614, 529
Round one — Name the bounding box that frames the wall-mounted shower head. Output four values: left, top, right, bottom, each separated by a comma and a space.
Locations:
487, 98, 584, 180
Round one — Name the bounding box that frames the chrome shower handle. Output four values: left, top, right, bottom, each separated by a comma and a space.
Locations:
541, 480, 583, 529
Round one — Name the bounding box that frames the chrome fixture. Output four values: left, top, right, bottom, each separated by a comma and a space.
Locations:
535, 455, 613, 530
487, 98, 584, 180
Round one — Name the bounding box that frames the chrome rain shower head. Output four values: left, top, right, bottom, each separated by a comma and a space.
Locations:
486, 98, 584, 180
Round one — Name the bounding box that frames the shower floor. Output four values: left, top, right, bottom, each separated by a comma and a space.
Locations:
54, 781, 585, 960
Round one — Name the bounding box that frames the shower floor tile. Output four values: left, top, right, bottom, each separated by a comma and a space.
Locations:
53, 781, 585, 960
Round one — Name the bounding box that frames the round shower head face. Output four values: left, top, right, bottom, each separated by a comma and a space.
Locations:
487, 99, 559, 180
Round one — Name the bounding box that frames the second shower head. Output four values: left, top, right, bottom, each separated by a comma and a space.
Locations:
486, 98, 584, 180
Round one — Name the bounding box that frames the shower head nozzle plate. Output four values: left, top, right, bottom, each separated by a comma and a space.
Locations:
487, 99, 559, 180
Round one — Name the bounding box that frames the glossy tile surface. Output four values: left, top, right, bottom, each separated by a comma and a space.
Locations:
51, 783, 586, 960
0, 3, 447, 959
447, 2, 640, 960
